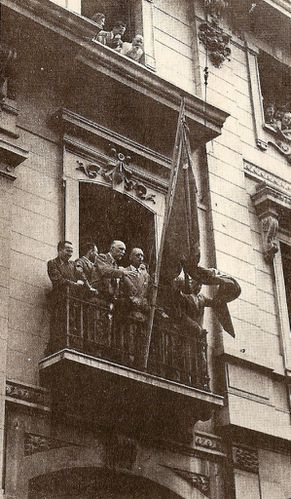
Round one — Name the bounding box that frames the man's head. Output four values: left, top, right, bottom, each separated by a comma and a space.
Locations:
110, 240, 126, 261
82, 242, 98, 262
92, 12, 105, 29
132, 35, 143, 48
282, 111, 291, 129
275, 106, 285, 121
130, 248, 144, 269
265, 102, 275, 120
57, 241, 73, 262
112, 21, 126, 36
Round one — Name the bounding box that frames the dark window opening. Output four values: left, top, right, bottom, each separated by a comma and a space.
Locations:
82, 0, 136, 42
281, 242, 291, 330
79, 182, 156, 271
258, 51, 291, 129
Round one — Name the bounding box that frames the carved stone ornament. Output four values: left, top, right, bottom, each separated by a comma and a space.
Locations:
162, 465, 210, 497
250, 182, 291, 262
194, 432, 223, 454
6, 381, 49, 407
24, 433, 69, 456
76, 147, 156, 203
233, 446, 259, 474
262, 103, 291, 163
198, 19, 231, 67
261, 214, 279, 263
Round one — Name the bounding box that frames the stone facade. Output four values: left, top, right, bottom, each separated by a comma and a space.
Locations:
1, 0, 291, 498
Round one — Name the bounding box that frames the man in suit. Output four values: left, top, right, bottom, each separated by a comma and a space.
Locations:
118, 248, 151, 367
47, 240, 84, 352
75, 241, 99, 297
92, 240, 137, 302
47, 240, 84, 294
121, 247, 150, 316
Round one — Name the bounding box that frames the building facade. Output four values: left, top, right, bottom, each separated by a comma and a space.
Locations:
1, 0, 291, 497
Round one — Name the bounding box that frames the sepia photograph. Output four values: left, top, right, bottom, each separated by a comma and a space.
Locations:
0, 0, 291, 497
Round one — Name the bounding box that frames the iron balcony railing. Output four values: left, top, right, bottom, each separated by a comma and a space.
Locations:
48, 288, 210, 391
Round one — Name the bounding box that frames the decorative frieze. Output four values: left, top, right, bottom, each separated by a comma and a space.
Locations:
24, 433, 69, 456
233, 445, 259, 474
76, 146, 156, 203
244, 161, 291, 195
6, 381, 50, 408
198, 19, 231, 67
162, 465, 210, 496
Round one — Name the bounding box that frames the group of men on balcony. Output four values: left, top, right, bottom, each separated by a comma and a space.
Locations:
47, 240, 150, 318
89, 12, 144, 63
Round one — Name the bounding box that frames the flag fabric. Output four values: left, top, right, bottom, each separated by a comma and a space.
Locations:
143, 99, 201, 368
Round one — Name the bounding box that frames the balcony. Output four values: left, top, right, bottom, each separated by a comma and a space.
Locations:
40, 290, 224, 441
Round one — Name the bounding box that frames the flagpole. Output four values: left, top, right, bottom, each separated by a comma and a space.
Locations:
142, 98, 185, 370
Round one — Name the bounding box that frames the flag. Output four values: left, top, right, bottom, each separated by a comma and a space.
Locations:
143, 99, 201, 368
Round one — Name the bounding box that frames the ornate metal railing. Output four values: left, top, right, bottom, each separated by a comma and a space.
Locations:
48, 289, 210, 390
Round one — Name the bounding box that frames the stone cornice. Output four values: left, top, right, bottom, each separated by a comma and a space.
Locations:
252, 183, 291, 216
2, 0, 229, 139
0, 138, 29, 180
244, 161, 291, 196
58, 108, 171, 171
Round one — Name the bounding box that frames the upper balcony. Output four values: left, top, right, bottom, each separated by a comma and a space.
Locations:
40, 288, 224, 442
1, 0, 229, 146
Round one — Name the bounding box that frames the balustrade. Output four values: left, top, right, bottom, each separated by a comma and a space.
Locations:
48, 288, 210, 390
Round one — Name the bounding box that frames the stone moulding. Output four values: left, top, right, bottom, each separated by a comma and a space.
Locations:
244, 161, 291, 195
6, 380, 50, 409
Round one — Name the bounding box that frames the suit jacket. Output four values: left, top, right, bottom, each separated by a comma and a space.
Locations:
75, 256, 95, 287
91, 253, 124, 299
121, 264, 150, 307
47, 256, 77, 290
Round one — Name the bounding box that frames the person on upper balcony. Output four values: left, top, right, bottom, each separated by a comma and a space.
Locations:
91, 240, 137, 302
47, 240, 84, 295
121, 34, 144, 62
95, 20, 127, 53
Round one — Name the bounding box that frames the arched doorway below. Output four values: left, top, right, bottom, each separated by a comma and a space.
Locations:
28, 467, 183, 499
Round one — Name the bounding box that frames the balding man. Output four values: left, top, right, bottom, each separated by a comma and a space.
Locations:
91, 240, 136, 301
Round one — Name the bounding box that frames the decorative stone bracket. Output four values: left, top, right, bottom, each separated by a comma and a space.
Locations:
251, 182, 291, 263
